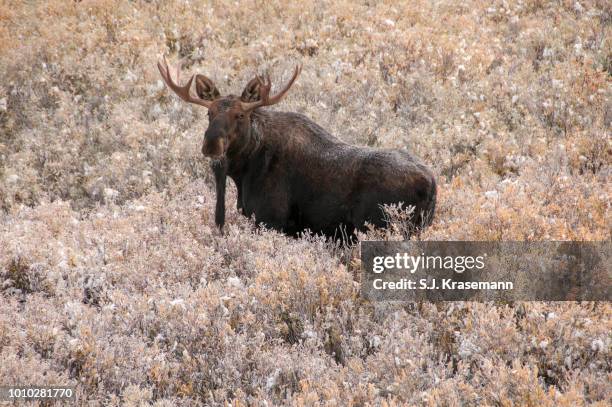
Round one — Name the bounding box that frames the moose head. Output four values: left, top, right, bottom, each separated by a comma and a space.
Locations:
157, 57, 301, 158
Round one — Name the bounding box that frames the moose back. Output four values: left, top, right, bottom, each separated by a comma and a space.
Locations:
158, 58, 436, 238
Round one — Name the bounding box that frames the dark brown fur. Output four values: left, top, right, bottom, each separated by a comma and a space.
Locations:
158, 61, 436, 238
205, 104, 436, 238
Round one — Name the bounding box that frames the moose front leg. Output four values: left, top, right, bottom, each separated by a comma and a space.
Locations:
212, 159, 227, 229
237, 172, 291, 233
254, 206, 290, 232
235, 178, 245, 215
250, 185, 291, 233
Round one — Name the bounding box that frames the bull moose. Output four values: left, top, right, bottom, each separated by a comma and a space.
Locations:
157, 57, 436, 238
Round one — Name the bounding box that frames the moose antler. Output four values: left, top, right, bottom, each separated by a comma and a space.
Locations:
157, 56, 214, 108
240, 65, 302, 112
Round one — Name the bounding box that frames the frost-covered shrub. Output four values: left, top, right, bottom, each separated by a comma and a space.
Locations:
0, 0, 610, 405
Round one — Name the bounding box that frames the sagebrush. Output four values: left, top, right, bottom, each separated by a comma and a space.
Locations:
0, 0, 610, 405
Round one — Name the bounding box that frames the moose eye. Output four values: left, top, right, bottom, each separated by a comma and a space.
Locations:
237, 113, 245, 120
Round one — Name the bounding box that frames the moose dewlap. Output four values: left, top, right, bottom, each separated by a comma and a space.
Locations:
158, 58, 437, 238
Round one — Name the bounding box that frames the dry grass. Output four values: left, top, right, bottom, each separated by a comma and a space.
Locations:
0, 0, 610, 405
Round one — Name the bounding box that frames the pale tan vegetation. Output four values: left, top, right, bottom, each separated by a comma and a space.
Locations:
0, 0, 610, 405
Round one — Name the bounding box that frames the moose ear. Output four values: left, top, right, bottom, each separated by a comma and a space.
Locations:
195, 75, 220, 101
240, 77, 262, 102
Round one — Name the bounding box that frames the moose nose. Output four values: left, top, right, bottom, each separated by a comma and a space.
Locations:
202, 133, 225, 158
